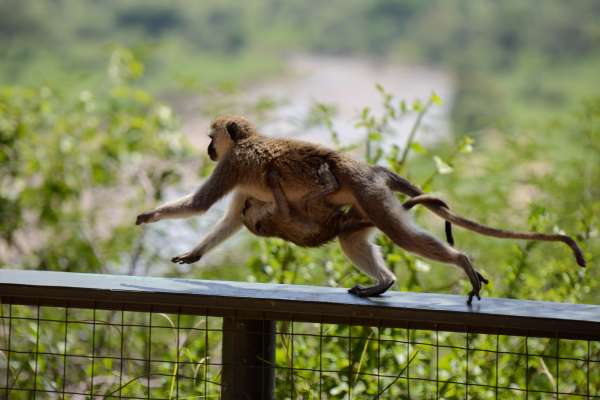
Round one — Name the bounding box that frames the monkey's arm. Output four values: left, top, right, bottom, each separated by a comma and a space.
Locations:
265, 169, 290, 218
265, 162, 338, 219
264, 169, 323, 236
171, 190, 246, 264
136, 157, 238, 225
299, 162, 339, 213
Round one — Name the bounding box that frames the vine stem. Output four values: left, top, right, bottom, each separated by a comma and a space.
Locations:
399, 99, 432, 166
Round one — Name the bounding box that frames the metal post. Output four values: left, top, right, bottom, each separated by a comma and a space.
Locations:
222, 317, 275, 400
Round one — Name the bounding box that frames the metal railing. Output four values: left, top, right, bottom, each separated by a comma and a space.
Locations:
0, 269, 599, 399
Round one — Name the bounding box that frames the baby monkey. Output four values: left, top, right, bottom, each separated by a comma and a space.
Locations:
242, 162, 370, 247
242, 162, 452, 248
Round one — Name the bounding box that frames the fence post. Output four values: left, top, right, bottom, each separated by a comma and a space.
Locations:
222, 317, 276, 400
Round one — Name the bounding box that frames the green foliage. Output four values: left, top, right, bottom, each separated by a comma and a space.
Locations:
0, 54, 190, 272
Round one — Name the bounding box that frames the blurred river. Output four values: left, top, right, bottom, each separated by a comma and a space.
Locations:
151, 54, 453, 272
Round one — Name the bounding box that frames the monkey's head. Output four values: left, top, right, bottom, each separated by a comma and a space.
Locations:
240, 198, 281, 238
208, 115, 256, 161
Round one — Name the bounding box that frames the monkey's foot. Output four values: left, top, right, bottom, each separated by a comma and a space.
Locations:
348, 280, 395, 298
466, 290, 481, 306
466, 273, 489, 305
476, 271, 489, 285
135, 211, 159, 225
171, 252, 202, 264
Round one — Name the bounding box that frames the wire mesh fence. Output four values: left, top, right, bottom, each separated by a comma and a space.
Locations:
273, 321, 600, 399
0, 303, 223, 398
1, 270, 599, 399
1, 301, 599, 399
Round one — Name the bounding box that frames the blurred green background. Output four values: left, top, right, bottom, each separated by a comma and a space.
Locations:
1, 1, 599, 396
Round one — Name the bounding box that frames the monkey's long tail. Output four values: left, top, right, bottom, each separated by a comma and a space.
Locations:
382, 168, 585, 267
379, 167, 455, 245
404, 194, 586, 268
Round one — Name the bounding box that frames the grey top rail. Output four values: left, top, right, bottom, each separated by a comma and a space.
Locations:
0, 269, 599, 340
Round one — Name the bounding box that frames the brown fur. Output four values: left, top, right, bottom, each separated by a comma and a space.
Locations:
136, 115, 586, 303
242, 197, 369, 247
241, 192, 453, 248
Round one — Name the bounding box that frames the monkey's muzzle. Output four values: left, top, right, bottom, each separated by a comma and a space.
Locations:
208, 142, 217, 161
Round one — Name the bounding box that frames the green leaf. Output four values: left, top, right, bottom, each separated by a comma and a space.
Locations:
412, 99, 424, 113
415, 260, 431, 272
368, 131, 382, 141
459, 136, 475, 153
410, 142, 428, 154
361, 106, 370, 119
433, 156, 453, 174
527, 204, 547, 227
399, 100, 407, 113
387, 253, 403, 263
430, 91, 442, 106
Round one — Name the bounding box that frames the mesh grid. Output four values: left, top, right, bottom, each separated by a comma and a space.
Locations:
1, 302, 598, 399
1, 303, 222, 399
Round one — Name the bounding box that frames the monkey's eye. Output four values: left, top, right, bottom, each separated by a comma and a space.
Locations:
255, 222, 264, 234
242, 199, 252, 214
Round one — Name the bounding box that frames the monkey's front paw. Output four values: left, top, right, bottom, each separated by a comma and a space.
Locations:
171, 252, 202, 264
135, 211, 158, 225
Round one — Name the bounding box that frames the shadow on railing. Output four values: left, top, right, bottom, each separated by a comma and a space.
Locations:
1, 270, 599, 399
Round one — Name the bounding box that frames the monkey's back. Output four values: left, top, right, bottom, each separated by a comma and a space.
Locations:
233, 133, 369, 217
254, 136, 359, 189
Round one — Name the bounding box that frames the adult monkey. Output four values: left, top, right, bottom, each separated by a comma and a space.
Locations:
136, 115, 585, 304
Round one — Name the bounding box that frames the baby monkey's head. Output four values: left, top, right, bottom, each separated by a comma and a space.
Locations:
241, 198, 281, 238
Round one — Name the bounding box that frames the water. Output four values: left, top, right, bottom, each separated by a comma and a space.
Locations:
244, 54, 453, 146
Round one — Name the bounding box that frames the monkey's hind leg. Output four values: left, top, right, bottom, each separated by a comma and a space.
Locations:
339, 228, 396, 297
354, 186, 486, 303
266, 169, 291, 218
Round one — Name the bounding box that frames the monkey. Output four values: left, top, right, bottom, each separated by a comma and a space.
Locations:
136, 115, 467, 298
136, 115, 586, 304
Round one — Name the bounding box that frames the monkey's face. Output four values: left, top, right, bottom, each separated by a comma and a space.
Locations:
241, 198, 278, 237
208, 116, 255, 161
207, 128, 233, 162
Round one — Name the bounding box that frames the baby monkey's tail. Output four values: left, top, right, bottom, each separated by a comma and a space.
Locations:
402, 195, 455, 247
377, 167, 454, 246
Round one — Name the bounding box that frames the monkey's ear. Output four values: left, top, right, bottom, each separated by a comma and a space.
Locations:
226, 121, 243, 141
